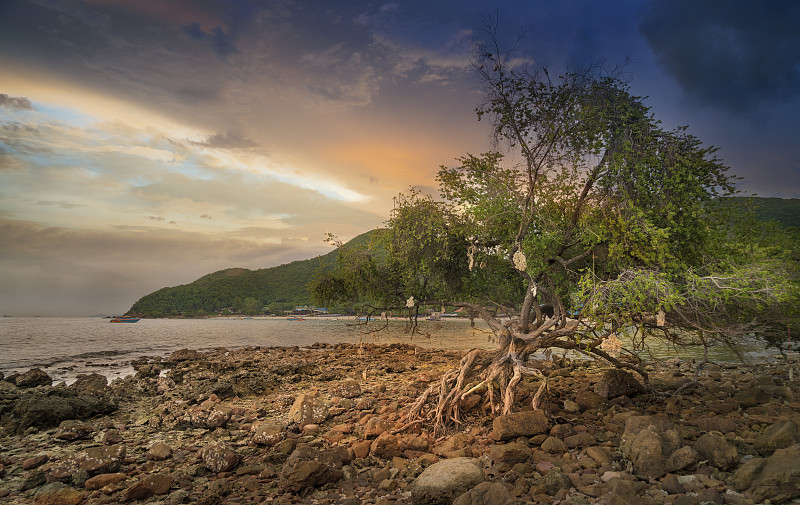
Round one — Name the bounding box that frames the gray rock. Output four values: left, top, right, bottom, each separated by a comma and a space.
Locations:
453, 481, 514, 505
530, 468, 571, 496
754, 420, 799, 456
410, 457, 485, 505
491, 409, 550, 441
10, 389, 117, 431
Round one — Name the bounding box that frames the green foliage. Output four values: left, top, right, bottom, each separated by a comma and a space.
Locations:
314, 42, 797, 361
129, 231, 379, 317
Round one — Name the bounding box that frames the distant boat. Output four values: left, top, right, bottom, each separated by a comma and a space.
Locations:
286, 317, 306, 321
110, 316, 140, 323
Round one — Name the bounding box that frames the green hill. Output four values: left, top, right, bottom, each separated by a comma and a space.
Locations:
128, 230, 380, 317
734, 197, 800, 228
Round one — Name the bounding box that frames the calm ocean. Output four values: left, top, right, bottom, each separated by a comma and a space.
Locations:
0, 317, 496, 384
0, 317, 779, 385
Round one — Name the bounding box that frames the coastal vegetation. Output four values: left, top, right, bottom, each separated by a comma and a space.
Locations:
128, 232, 376, 317
312, 29, 800, 434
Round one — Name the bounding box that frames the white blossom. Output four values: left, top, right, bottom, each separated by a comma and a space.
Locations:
513, 250, 527, 271
406, 296, 415, 308
599, 334, 623, 357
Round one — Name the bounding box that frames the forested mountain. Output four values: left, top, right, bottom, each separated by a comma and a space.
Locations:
128, 230, 380, 317
732, 197, 800, 228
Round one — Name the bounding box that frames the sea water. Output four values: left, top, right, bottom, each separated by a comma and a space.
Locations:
0, 317, 497, 384
0, 316, 781, 384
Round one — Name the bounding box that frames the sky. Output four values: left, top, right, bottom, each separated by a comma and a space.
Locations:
1, 0, 799, 316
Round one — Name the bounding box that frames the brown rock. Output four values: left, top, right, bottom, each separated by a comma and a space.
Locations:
745, 444, 800, 503
575, 389, 606, 410
693, 416, 738, 434
593, 369, 646, 399
15, 368, 52, 388
365, 417, 392, 438
121, 473, 173, 502
54, 420, 94, 441
33, 482, 83, 505
280, 445, 345, 492
252, 420, 287, 446
168, 348, 202, 361
200, 441, 240, 473
541, 436, 567, 453
754, 419, 799, 456
453, 481, 514, 505
50, 444, 126, 479
370, 432, 403, 458
694, 432, 738, 470
491, 409, 550, 441
146, 442, 173, 460
288, 393, 329, 428
84, 472, 128, 490
564, 432, 596, 449
101, 429, 124, 445
22, 454, 49, 470
585, 446, 612, 466
332, 379, 362, 398
351, 439, 372, 459
489, 442, 533, 464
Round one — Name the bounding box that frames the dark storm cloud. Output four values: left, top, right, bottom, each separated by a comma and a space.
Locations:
181, 22, 238, 58
0, 94, 34, 110
639, 0, 800, 113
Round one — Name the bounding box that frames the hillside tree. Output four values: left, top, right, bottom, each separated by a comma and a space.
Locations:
313, 23, 797, 434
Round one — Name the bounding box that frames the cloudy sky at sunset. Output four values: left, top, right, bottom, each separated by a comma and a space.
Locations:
1, 0, 799, 316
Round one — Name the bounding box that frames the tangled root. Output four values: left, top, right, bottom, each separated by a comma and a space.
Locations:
407, 348, 549, 436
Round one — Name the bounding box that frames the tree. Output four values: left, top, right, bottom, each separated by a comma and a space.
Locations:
313, 23, 797, 434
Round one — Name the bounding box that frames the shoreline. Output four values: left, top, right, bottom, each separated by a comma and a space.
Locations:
1, 343, 799, 504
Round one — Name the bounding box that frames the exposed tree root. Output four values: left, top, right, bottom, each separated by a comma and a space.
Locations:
407, 346, 549, 436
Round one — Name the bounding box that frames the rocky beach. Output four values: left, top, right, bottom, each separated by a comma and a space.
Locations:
1, 342, 799, 505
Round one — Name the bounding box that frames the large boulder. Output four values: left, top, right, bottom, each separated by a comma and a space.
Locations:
735, 444, 800, 503
9, 389, 117, 431
694, 432, 739, 470
593, 369, 646, 399
621, 416, 697, 478
410, 457, 485, 505
491, 409, 550, 441
754, 420, 799, 456
15, 368, 52, 388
